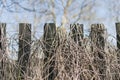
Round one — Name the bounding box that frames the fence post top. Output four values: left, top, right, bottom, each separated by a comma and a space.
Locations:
19, 23, 31, 24
44, 23, 56, 25
70, 23, 83, 26
44, 23, 56, 28
91, 24, 105, 30
116, 22, 120, 24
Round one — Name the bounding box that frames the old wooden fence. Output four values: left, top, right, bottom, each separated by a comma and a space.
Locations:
0, 23, 120, 80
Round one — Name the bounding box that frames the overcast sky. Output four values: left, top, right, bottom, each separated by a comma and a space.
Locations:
0, 0, 118, 59
0, 0, 117, 42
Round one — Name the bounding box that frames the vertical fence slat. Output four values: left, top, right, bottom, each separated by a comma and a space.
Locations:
0, 23, 6, 80
90, 24, 105, 80
115, 23, 120, 80
70, 24, 84, 46
43, 23, 57, 80
116, 23, 120, 63
18, 23, 31, 79
90, 24, 105, 51
114, 23, 120, 80
116, 23, 120, 49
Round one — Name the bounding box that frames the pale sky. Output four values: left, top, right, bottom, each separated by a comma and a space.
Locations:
0, 0, 118, 59
0, 0, 117, 42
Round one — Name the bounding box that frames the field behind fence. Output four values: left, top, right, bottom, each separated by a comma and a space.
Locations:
0, 23, 120, 80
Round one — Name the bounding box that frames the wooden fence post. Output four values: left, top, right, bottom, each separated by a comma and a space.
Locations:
90, 24, 105, 50
116, 23, 120, 63
0, 23, 6, 80
114, 22, 120, 80
18, 23, 31, 79
43, 23, 57, 80
70, 24, 84, 46
90, 24, 105, 80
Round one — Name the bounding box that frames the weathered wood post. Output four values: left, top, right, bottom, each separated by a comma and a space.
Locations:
43, 23, 57, 80
18, 23, 31, 79
0, 23, 6, 80
116, 23, 120, 56
90, 24, 105, 80
70, 24, 84, 46
114, 22, 120, 80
